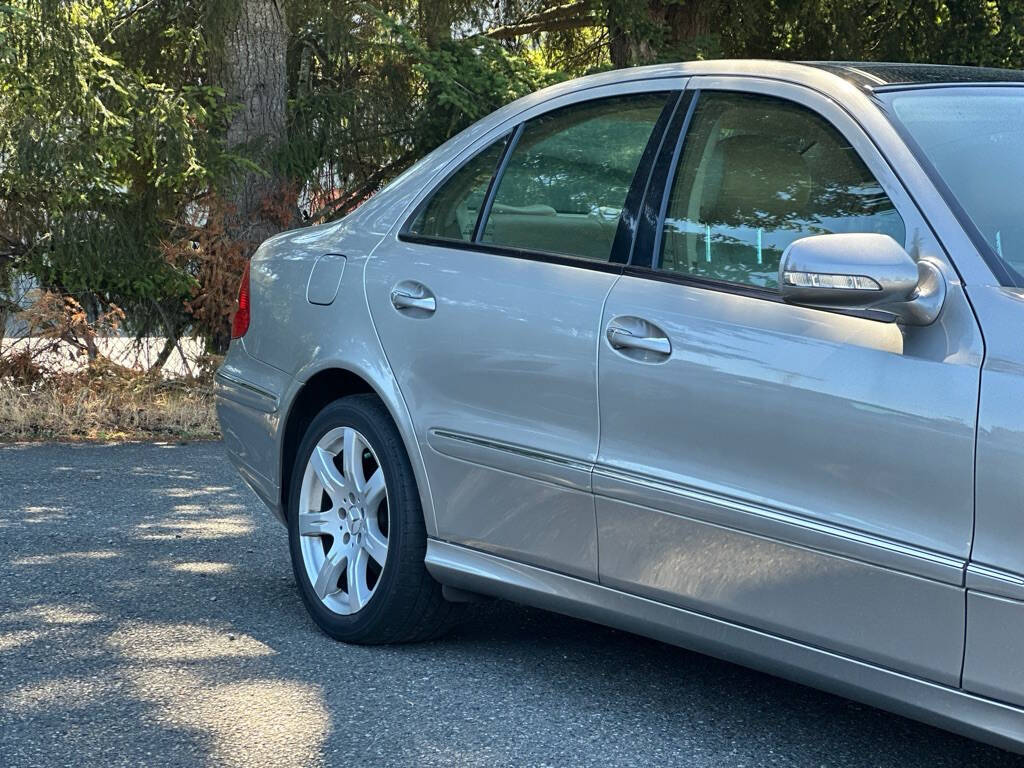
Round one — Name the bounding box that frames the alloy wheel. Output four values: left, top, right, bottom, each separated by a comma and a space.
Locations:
297, 426, 389, 615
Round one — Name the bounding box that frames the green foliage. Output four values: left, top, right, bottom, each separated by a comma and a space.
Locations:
379, 12, 560, 151
4, 0, 1024, 350
282, 1, 558, 220
0, 1, 236, 335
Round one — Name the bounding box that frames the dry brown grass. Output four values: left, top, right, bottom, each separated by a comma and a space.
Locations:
0, 362, 219, 442
1, 292, 220, 442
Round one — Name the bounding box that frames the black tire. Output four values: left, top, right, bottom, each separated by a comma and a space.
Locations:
287, 394, 452, 643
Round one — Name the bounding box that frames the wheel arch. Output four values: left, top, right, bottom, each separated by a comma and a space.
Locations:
278, 362, 437, 537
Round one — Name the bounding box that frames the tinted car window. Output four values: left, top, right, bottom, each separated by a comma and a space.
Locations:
660, 92, 906, 289
480, 94, 669, 261
407, 136, 508, 241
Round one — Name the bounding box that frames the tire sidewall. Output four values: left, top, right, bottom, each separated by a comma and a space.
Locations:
287, 398, 416, 641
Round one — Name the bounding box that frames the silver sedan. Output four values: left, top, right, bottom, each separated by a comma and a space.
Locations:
216, 60, 1024, 753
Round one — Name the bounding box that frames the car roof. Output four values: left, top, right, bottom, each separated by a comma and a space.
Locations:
802, 61, 1024, 90
523, 60, 1024, 106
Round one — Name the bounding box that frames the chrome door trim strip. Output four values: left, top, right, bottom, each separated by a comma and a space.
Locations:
593, 465, 965, 586
424, 539, 1024, 754
967, 563, 1024, 601
426, 428, 593, 492
424, 429, 965, 585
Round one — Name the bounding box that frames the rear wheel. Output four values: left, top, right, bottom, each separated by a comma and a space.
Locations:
287, 395, 451, 643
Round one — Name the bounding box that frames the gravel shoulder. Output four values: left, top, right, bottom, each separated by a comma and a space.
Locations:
1, 442, 1021, 767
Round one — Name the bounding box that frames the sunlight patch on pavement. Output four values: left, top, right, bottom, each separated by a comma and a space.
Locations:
128, 667, 329, 768
20, 505, 67, 515
169, 561, 236, 574
20, 506, 70, 524
163, 485, 234, 498
0, 629, 41, 652
3, 676, 114, 712
134, 515, 253, 541
3, 603, 104, 625
11, 549, 119, 566
107, 621, 274, 661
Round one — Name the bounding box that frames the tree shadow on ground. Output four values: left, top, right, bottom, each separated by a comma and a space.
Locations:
0, 442, 1021, 768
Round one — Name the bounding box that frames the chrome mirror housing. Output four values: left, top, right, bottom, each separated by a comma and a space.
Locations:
779, 233, 946, 325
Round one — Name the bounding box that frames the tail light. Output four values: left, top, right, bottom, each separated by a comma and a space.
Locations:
231, 261, 251, 339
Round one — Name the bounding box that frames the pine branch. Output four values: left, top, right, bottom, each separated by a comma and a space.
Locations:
484, 1, 599, 40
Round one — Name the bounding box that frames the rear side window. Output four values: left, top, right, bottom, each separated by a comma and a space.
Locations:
480, 94, 669, 261
407, 136, 508, 241
659, 91, 906, 289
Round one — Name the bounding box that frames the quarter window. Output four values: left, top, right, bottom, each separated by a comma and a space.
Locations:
659, 92, 906, 289
407, 136, 508, 242
480, 94, 670, 262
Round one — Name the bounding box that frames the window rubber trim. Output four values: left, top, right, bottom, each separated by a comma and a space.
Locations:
400, 130, 515, 241
472, 124, 524, 242
631, 90, 699, 269
609, 91, 684, 265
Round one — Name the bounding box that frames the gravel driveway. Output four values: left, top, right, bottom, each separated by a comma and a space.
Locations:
1, 442, 1022, 767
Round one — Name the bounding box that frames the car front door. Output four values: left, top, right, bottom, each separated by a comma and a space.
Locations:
366, 85, 681, 579
594, 79, 981, 684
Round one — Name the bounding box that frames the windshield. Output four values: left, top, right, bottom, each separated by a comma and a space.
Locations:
884, 86, 1024, 286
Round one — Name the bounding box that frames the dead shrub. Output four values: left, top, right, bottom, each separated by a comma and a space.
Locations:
1, 293, 219, 442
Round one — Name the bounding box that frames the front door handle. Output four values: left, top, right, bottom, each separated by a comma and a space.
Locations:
606, 324, 671, 356
390, 288, 436, 313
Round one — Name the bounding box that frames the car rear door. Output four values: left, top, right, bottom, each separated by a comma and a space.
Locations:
594, 78, 981, 684
365, 83, 683, 579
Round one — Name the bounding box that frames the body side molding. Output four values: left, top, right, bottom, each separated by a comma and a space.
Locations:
422, 428, 965, 585
593, 465, 964, 585
424, 540, 1024, 754
967, 563, 1024, 602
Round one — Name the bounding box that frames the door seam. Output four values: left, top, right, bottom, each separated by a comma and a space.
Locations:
593, 272, 623, 583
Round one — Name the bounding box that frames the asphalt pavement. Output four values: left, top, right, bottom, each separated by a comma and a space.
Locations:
2, 441, 1022, 767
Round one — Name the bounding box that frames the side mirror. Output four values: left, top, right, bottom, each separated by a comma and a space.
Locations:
779, 233, 946, 326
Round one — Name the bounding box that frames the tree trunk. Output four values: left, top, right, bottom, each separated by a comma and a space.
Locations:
153, 334, 178, 371
607, 0, 715, 68
418, 0, 455, 50
415, 0, 457, 154
665, 1, 714, 55
207, 0, 292, 353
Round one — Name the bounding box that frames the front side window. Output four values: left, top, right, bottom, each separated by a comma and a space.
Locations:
659, 92, 906, 289
407, 136, 508, 242
480, 93, 670, 261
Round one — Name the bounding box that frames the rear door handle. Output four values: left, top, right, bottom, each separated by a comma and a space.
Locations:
606, 322, 672, 357
390, 288, 436, 313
